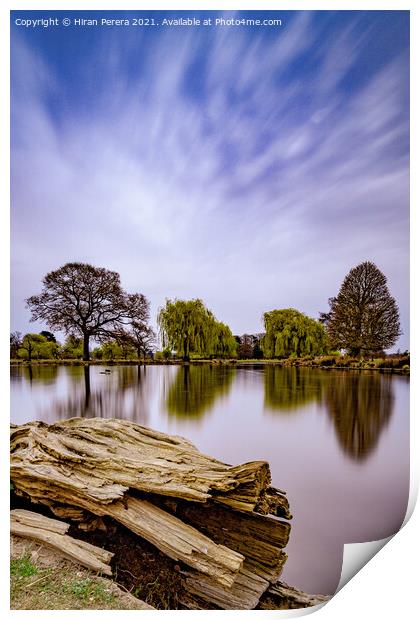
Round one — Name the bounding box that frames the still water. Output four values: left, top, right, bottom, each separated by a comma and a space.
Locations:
10, 363, 409, 595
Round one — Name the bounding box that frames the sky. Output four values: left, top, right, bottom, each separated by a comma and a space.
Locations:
10, 10, 410, 350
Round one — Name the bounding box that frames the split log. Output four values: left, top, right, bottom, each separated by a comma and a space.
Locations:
182, 564, 271, 610
11, 509, 113, 575
163, 500, 289, 609
160, 499, 290, 582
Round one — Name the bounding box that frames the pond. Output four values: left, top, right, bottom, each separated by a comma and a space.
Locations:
10, 363, 409, 596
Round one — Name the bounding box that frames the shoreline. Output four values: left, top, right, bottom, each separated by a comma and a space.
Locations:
10, 358, 410, 373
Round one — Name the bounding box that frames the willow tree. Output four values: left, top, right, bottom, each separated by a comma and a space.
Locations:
262, 308, 327, 358
209, 321, 237, 358
322, 261, 401, 356
157, 299, 216, 361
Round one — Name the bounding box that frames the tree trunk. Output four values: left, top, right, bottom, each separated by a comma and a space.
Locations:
84, 366, 91, 410
83, 333, 90, 361
183, 338, 190, 362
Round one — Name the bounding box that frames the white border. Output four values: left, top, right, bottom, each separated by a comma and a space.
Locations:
2, 2, 417, 619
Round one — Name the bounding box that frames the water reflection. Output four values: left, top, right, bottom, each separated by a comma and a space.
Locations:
264, 366, 323, 413
10, 364, 59, 386
43, 365, 151, 424
165, 365, 236, 419
10, 364, 399, 461
324, 371, 395, 461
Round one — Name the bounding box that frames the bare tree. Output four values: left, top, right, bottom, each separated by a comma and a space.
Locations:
120, 323, 156, 359
10, 331, 22, 359
26, 262, 150, 361
323, 261, 401, 356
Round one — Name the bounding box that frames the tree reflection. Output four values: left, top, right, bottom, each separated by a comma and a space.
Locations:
264, 366, 323, 413
166, 365, 236, 419
41, 365, 151, 424
10, 364, 59, 386
324, 371, 394, 461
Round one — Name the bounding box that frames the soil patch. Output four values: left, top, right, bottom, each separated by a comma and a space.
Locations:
69, 518, 186, 609
10, 535, 153, 610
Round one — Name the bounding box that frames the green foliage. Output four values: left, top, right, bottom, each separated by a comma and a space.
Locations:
158, 299, 214, 359
64, 578, 113, 603
18, 333, 60, 361
11, 555, 38, 578
209, 322, 237, 358
262, 308, 327, 359
157, 299, 236, 360
100, 341, 123, 360
61, 335, 84, 359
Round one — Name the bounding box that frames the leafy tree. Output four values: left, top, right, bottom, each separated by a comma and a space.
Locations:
10, 331, 22, 359
26, 262, 150, 361
40, 330, 56, 342
19, 333, 43, 361
209, 322, 237, 358
18, 333, 59, 361
100, 340, 123, 361
262, 308, 327, 358
322, 261, 401, 356
157, 299, 216, 361
61, 334, 84, 359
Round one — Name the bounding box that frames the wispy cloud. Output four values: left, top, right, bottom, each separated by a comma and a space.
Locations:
11, 11, 409, 347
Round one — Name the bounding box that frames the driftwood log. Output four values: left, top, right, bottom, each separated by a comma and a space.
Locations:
10, 509, 113, 575
10, 418, 324, 610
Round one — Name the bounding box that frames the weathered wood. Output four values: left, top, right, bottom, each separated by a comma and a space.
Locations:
49, 506, 86, 521
160, 499, 290, 582
10, 509, 113, 575
11, 509, 69, 535
98, 497, 244, 587
257, 581, 330, 609
182, 562, 271, 610
12, 490, 244, 587
11, 418, 290, 517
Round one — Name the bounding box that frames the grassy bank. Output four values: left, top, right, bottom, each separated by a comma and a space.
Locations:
10, 354, 410, 372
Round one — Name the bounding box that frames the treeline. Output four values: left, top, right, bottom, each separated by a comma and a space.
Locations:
11, 260, 404, 362
10, 332, 154, 362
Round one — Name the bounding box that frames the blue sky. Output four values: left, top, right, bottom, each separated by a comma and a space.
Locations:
11, 10, 410, 349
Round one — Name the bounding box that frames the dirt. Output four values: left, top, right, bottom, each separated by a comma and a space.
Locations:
69, 518, 186, 609
10, 535, 153, 610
